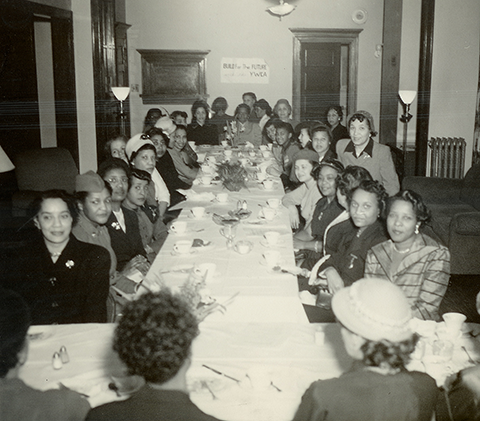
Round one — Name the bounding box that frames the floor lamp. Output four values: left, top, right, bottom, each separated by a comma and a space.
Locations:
111, 87, 130, 136
399, 90, 417, 175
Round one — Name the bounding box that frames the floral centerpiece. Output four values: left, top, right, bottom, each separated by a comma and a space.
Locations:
216, 161, 248, 192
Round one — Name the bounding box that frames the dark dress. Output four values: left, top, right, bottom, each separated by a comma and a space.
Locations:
293, 361, 438, 421
187, 123, 219, 146
106, 207, 146, 271
209, 113, 233, 137
330, 123, 349, 153
87, 385, 221, 421
1, 234, 110, 324
156, 152, 189, 206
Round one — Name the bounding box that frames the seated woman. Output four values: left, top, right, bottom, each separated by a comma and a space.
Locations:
282, 149, 321, 232
293, 278, 438, 421
254, 99, 272, 131
261, 117, 280, 145
337, 110, 400, 196
326, 105, 349, 152
1, 190, 110, 324
273, 98, 296, 126
0, 289, 91, 420
169, 124, 200, 185
295, 121, 315, 150
209, 96, 233, 141
126, 134, 170, 219
229, 103, 262, 147
123, 169, 168, 262
73, 171, 145, 299
302, 180, 389, 322
268, 120, 301, 190
187, 100, 218, 146
365, 190, 450, 321
146, 128, 189, 206
294, 159, 344, 251
170, 110, 188, 126
143, 108, 163, 133
104, 134, 128, 163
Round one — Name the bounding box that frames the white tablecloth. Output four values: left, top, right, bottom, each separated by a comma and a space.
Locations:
146, 146, 308, 323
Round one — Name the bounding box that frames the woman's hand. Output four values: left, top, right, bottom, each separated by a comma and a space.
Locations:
324, 267, 345, 294
288, 205, 300, 229
123, 255, 150, 277
293, 238, 306, 250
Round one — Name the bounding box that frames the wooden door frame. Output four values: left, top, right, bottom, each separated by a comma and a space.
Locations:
290, 28, 362, 122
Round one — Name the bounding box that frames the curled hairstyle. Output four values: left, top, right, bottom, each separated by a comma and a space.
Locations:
32, 189, 79, 226
309, 123, 333, 144
170, 110, 188, 121
113, 291, 199, 384
128, 144, 156, 166
312, 159, 345, 183
191, 100, 210, 123
211, 97, 228, 113
348, 113, 377, 137
75, 183, 112, 206
104, 134, 127, 160
275, 121, 294, 137
387, 190, 432, 227
337, 165, 373, 200
352, 179, 388, 219
130, 168, 151, 183
262, 117, 282, 141
273, 99, 292, 117
145, 127, 169, 144
0, 289, 31, 378
242, 92, 257, 102
361, 334, 419, 370
234, 103, 251, 117
326, 105, 344, 120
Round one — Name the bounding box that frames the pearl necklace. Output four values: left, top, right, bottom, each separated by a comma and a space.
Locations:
50, 252, 62, 257
393, 245, 410, 254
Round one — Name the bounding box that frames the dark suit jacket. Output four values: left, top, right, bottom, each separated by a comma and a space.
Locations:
106, 207, 146, 271
1, 234, 110, 324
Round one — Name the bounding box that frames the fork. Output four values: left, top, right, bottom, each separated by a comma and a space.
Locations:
202, 380, 217, 400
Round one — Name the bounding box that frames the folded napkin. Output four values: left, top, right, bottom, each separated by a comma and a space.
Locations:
177, 189, 216, 202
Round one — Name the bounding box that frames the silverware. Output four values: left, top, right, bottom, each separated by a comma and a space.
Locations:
270, 381, 282, 392
462, 346, 477, 364
202, 364, 240, 383
202, 380, 217, 400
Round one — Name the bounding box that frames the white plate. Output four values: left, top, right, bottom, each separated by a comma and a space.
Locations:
260, 239, 284, 247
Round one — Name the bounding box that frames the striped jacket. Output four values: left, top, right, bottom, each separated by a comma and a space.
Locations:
365, 234, 450, 321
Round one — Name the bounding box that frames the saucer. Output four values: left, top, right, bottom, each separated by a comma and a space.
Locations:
260, 239, 283, 247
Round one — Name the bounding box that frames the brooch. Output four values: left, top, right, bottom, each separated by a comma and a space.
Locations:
111, 222, 121, 230
65, 260, 75, 269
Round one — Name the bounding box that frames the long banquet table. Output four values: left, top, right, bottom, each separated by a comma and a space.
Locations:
144, 145, 308, 324
17, 145, 480, 421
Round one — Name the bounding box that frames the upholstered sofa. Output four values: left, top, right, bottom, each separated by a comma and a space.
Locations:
403, 163, 480, 275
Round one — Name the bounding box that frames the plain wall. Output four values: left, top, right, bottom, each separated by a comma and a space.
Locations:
126, 0, 385, 135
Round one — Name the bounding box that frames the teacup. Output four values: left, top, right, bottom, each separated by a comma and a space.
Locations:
262, 207, 276, 221
216, 192, 229, 203
263, 179, 274, 190
264, 231, 280, 246
267, 198, 281, 209
442, 312, 466, 334
201, 176, 213, 185
170, 221, 187, 234
194, 262, 216, 283
263, 250, 281, 267
257, 172, 267, 182
173, 240, 192, 254
249, 150, 256, 158
191, 207, 205, 219
221, 140, 229, 147
235, 240, 253, 255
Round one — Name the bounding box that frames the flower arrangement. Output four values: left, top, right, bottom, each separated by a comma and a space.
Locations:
216, 161, 248, 192
178, 271, 219, 321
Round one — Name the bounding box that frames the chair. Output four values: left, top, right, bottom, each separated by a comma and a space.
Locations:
12, 147, 78, 217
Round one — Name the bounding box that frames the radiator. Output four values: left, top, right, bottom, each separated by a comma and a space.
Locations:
428, 137, 466, 179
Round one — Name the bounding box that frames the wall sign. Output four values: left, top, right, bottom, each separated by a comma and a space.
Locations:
221, 58, 269, 84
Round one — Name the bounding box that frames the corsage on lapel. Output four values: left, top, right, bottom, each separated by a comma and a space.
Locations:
65, 260, 75, 269
111, 221, 121, 230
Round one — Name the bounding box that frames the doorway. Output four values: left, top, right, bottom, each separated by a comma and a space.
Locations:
291, 29, 362, 123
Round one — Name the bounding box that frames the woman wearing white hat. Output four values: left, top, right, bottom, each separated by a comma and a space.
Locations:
126, 134, 170, 219
293, 278, 438, 421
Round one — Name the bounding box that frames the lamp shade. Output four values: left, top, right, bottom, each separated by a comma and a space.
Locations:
111, 87, 130, 101
399, 90, 417, 105
0, 145, 14, 173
